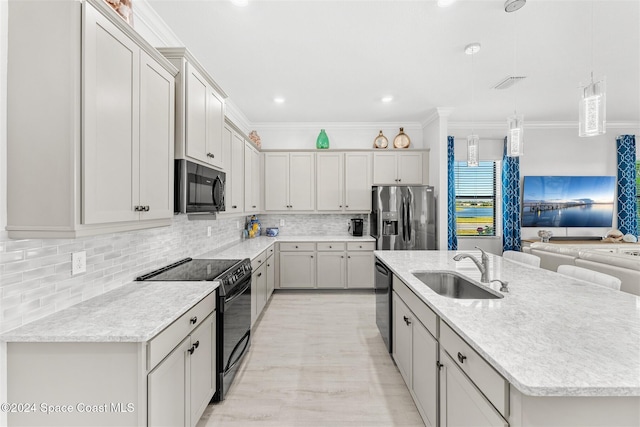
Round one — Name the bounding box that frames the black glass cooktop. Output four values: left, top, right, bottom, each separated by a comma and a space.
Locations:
136, 258, 242, 282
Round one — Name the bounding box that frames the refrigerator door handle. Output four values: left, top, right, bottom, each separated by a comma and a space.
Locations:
400, 199, 406, 242
406, 200, 412, 243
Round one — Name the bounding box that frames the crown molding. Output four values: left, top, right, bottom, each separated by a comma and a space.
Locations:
448, 121, 640, 130
133, 0, 183, 47
225, 100, 252, 135
252, 122, 424, 131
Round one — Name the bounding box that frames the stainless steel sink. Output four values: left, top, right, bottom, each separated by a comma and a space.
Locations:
412, 271, 503, 299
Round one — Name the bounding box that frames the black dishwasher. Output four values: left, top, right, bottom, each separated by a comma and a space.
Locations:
375, 259, 393, 353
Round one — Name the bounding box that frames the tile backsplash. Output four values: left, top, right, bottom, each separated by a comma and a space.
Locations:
0, 213, 368, 333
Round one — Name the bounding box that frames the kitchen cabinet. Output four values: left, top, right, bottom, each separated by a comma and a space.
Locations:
279, 243, 316, 288
264, 153, 315, 211
266, 247, 276, 300
251, 250, 268, 327
245, 142, 261, 213
316, 152, 372, 212
223, 124, 245, 214
373, 151, 426, 185
6, 291, 216, 427
346, 242, 375, 288
6, 0, 177, 238
158, 47, 226, 170
148, 312, 216, 427
392, 277, 439, 427
316, 243, 347, 288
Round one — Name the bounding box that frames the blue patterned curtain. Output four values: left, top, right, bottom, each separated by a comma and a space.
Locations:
616, 135, 638, 237
447, 136, 458, 250
502, 138, 521, 251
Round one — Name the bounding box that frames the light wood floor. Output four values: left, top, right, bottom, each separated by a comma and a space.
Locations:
197, 291, 424, 427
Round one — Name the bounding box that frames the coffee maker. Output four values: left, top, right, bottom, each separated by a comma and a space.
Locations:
348, 218, 364, 236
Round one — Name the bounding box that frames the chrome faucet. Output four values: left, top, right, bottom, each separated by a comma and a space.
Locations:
453, 246, 490, 283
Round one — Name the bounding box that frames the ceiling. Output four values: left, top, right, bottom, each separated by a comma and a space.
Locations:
148, 0, 640, 125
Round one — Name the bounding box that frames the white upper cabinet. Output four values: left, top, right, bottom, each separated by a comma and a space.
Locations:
224, 125, 245, 214
158, 47, 226, 170
264, 153, 315, 212
373, 151, 426, 185
6, 0, 177, 239
244, 142, 261, 213
317, 152, 371, 212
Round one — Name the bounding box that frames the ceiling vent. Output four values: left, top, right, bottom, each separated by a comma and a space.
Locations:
492, 76, 527, 90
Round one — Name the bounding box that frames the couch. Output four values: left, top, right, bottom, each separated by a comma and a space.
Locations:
528, 242, 640, 296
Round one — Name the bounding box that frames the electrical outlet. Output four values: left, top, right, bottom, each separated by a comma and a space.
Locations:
207, 226, 212, 237
280, 219, 285, 226
71, 251, 86, 276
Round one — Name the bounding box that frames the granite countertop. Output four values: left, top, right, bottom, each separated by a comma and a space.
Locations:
374, 250, 640, 398
0, 281, 218, 343
198, 235, 376, 260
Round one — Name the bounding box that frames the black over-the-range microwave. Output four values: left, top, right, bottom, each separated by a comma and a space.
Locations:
175, 159, 226, 214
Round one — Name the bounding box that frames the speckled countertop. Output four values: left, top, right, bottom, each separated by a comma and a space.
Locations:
375, 250, 640, 397
0, 281, 218, 343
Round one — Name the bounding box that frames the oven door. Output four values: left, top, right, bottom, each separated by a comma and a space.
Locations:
216, 276, 251, 400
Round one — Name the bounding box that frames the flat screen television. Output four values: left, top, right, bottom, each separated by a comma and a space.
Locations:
522, 176, 616, 227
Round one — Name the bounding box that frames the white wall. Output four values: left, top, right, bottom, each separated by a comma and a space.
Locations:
254, 123, 424, 150
0, 1, 7, 420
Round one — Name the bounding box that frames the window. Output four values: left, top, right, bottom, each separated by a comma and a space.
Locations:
455, 161, 499, 236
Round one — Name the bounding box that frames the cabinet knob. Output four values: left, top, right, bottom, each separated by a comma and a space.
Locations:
252, 205, 257, 208
346, 205, 349, 208
134, 206, 141, 212
193, 340, 200, 349
457, 352, 467, 363
403, 315, 411, 325
267, 264, 270, 267
257, 272, 262, 277
339, 205, 342, 208
310, 255, 314, 258
144, 206, 150, 211
188, 346, 195, 355
329, 245, 332, 248
232, 205, 237, 209
190, 316, 198, 324
348, 256, 351, 259
295, 245, 298, 248
436, 361, 444, 370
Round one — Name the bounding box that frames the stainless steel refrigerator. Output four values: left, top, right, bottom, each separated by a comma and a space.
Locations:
371, 185, 437, 250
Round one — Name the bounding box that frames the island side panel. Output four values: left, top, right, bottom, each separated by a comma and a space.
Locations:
7, 342, 142, 426
509, 387, 640, 426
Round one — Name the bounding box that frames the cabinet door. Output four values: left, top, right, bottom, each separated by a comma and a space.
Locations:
439, 349, 507, 427
266, 255, 275, 299
289, 153, 315, 211
83, 5, 139, 224
393, 292, 413, 386
148, 338, 189, 427
185, 64, 209, 165
317, 252, 346, 288
279, 252, 316, 288
413, 320, 438, 427
397, 152, 423, 185
189, 313, 216, 427
344, 152, 372, 211
251, 147, 261, 211
317, 153, 344, 211
139, 51, 175, 221
372, 152, 398, 185
257, 264, 267, 317
264, 153, 289, 211
346, 251, 374, 288
206, 89, 224, 169
227, 131, 244, 213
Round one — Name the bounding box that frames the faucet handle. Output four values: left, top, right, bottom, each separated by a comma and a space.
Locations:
474, 246, 489, 259
491, 279, 509, 293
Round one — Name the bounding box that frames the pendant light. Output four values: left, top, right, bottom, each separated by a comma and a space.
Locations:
579, 1, 606, 137
465, 43, 481, 167
505, 0, 524, 157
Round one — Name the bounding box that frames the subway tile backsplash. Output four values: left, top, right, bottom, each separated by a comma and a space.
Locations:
0, 213, 368, 333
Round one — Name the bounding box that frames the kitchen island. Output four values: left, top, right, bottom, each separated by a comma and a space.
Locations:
375, 250, 640, 426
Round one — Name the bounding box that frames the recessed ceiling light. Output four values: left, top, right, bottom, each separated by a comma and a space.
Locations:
230, 0, 248, 7
437, 0, 457, 7
273, 97, 285, 104
381, 96, 393, 103
464, 43, 481, 55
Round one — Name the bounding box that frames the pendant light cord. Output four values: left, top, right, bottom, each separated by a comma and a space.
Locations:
513, 10, 518, 115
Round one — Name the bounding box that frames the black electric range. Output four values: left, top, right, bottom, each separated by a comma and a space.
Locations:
136, 257, 252, 401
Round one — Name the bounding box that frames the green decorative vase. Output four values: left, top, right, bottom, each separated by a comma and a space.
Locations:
316, 129, 329, 149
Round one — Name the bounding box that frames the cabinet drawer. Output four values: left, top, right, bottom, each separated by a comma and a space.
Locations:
393, 275, 437, 337
267, 245, 275, 258
440, 321, 508, 417
251, 250, 267, 271
279, 242, 315, 251
147, 292, 216, 370
347, 241, 375, 251
317, 242, 346, 251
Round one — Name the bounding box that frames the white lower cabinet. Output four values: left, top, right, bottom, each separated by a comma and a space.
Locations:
346, 251, 374, 288
148, 313, 215, 427
439, 349, 507, 427
266, 251, 275, 299
279, 251, 316, 288
392, 291, 438, 427
317, 251, 347, 288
